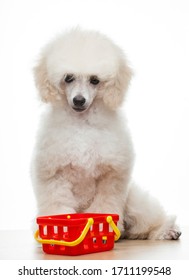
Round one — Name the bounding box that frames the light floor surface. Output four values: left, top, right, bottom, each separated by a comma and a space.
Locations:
0, 227, 188, 260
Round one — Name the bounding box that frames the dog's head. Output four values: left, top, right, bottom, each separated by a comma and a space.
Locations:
34, 28, 132, 112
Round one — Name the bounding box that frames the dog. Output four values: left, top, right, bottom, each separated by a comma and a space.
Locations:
31, 28, 181, 239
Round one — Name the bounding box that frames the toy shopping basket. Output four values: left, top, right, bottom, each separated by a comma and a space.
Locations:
34, 213, 121, 256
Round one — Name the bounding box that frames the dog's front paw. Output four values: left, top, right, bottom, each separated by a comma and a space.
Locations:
162, 229, 182, 240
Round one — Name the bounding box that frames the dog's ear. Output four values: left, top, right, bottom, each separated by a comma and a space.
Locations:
33, 58, 62, 103
103, 59, 132, 110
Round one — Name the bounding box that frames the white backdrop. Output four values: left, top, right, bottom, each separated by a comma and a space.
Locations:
0, 0, 188, 230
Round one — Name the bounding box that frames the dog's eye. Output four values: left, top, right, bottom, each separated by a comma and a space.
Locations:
65, 74, 75, 83
90, 76, 100, 85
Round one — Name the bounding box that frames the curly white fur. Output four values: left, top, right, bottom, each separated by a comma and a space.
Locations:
31, 28, 181, 240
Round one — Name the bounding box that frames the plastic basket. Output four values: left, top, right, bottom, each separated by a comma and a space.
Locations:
34, 213, 121, 256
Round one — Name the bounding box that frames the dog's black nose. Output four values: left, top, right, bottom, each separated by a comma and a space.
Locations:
73, 95, 86, 107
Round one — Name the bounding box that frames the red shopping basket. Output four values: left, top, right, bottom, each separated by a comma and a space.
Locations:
34, 213, 121, 256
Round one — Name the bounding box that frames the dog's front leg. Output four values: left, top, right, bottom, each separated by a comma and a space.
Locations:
34, 175, 78, 216
84, 171, 127, 236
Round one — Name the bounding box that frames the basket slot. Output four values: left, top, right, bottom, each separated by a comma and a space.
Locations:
102, 237, 107, 244
54, 226, 58, 234
42, 225, 47, 236
92, 237, 97, 243
63, 226, 68, 232
109, 225, 113, 232
99, 223, 103, 232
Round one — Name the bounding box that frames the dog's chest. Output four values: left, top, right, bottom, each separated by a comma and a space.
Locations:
58, 124, 115, 172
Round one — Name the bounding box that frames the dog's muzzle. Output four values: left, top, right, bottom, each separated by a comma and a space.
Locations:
72, 95, 87, 112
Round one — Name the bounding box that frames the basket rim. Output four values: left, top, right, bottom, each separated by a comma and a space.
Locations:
36, 213, 119, 226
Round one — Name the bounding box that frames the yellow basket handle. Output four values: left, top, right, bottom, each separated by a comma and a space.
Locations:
34, 215, 120, 246
106, 216, 121, 241
34, 218, 94, 247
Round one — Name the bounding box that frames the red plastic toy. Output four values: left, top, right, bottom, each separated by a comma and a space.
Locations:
34, 213, 121, 256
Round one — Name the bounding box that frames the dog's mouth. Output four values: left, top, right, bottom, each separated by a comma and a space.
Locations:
72, 106, 87, 112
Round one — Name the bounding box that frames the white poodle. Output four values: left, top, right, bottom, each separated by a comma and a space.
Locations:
31, 28, 181, 240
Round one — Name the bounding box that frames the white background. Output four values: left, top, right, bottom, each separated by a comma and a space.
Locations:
0, 0, 188, 230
